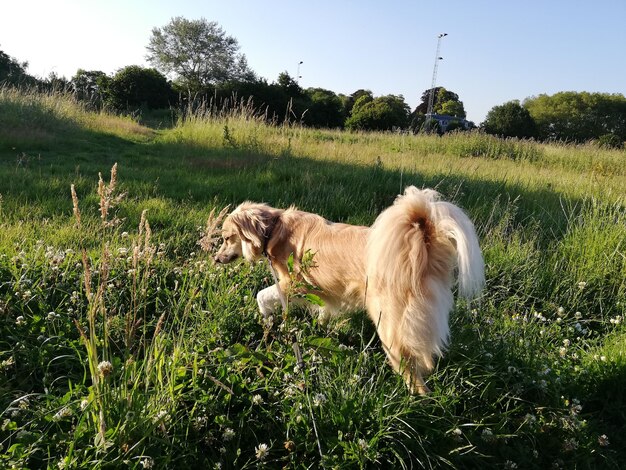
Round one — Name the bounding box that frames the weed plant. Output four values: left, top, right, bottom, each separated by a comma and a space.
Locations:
0, 88, 625, 468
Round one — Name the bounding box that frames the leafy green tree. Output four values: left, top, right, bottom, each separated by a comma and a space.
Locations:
414, 87, 464, 116
146, 17, 255, 95
437, 96, 466, 118
105, 66, 174, 111
303, 88, 344, 128
277, 71, 303, 97
0, 48, 35, 86
345, 94, 410, 131
524, 91, 626, 142
342, 89, 373, 117
71, 70, 109, 107
482, 100, 537, 139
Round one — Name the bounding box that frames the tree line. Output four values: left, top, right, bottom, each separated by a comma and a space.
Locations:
1, 16, 624, 147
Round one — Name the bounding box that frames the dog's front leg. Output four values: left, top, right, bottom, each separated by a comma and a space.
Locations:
256, 284, 283, 317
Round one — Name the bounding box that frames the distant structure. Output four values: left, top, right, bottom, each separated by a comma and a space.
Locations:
425, 33, 447, 131
427, 113, 471, 132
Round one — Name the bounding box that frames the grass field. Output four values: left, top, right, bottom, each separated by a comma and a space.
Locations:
1, 87, 625, 469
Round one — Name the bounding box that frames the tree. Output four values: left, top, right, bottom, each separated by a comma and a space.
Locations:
482, 100, 537, 139
105, 66, 174, 111
524, 91, 626, 142
0, 48, 35, 86
71, 69, 109, 107
276, 71, 303, 97
414, 87, 465, 116
342, 89, 373, 117
345, 94, 410, 131
146, 17, 255, 95
303, 88, 344, 128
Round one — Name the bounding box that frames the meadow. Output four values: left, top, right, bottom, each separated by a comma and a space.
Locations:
0, 87, 624, 469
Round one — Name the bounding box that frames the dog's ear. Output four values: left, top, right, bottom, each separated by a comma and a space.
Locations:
229, 205, 269, 249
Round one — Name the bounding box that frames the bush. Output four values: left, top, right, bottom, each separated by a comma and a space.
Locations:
597, 133, 623, 149
105, 65, 175, 111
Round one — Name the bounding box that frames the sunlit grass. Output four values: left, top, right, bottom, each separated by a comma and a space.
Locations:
0, 89, 625, 468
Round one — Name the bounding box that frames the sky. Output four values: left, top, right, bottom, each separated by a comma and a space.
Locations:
2, 0, 625, 124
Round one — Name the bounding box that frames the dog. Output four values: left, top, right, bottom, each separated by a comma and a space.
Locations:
214, 187, 484, 394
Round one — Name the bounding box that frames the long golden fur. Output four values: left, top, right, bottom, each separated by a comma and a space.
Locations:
214, 186, 484, 394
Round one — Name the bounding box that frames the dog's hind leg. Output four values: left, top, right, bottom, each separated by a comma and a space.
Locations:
369, 302, 431, 395
257, 285, 283, 317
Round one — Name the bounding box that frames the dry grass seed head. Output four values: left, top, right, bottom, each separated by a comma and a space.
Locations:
198, 205, 230, 252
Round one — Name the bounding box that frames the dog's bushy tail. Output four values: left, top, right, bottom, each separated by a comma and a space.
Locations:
366, 187, 484, 369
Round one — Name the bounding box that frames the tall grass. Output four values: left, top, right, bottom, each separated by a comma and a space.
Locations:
0, 89, 625, 468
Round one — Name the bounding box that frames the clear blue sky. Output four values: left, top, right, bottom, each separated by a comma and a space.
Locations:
2, 0, 625, 123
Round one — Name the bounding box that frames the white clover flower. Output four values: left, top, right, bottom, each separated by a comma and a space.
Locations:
574, 311, 583, 320
598, 434, 610, 447
153, 410, 168, 423
252, 394, 263, 405
139, 456, 154, 469
222, 427, 236, 441
97, 361, 113, 378
313, 393, 327, 407
47, 311, 57, 321
255, 443, 269, 460
557, 307, 565, 316
15, 316, 25, 326
577, 281, 587, 290
563, 339, 570, 347
357, 438, 369, 451
121, 232, 129, 238
562, 438, 578, 452
559, 347, 567, 357
481, 428, 494, 442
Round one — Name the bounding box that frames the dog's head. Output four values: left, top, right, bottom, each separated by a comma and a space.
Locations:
214, 202, 275, 264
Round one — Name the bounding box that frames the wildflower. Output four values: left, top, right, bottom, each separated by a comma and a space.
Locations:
481, 428, 494, 442
358, 438, 369, 451
577, 281, 587, 290
121, 232, 129, 238
504, 461, 518, 470
284, 440, 296, 452
153, 410, 168, 423
598, 434, 610, 447
80, 399, 89, 411
252, 394, 263, 405
255, 443, 269, 460
313, 393, 327, 407
97, 361, 113, 378
557, 307, 565, 316
562, 438, 578, 452
574, 311, 583, 320
0, 356, 15, 371
139, 456, 154, 469
559, 347, 567, 357
222, 428, 236, 441
15, 316, 25, 326
47, 311, 58, 321
563, 339, 570, 347
600, 355, 607, 362
610, 316, 622, 325
53, 407, 72, 421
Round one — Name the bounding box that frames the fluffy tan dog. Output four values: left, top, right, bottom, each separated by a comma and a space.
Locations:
214, 186, 484, 394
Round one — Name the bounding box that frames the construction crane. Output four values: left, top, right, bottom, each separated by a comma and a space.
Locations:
425, 33, 447, 131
